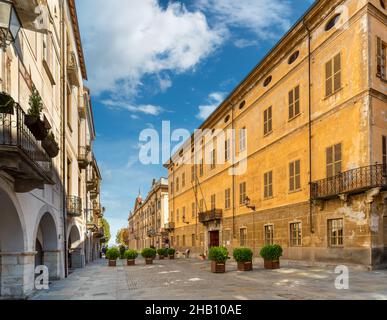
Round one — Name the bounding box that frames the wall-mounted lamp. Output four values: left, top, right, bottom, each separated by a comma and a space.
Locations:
244, 196, 256, 211
0, 1, 21, 51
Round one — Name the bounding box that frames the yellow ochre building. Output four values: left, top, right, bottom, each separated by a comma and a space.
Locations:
164, 0, 387, 268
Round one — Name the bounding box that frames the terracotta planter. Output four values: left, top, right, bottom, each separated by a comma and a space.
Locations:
127, 259, 135, 266
108, 260, 117, 267
237, 261, 253, 271
42, 137, 59, 158
169, 255, 175, 260
211, 261, 226, 273
145, 258, 154, 265
264, 260, 280, 270
159, 255, 164, 260
24, 115, 48, 141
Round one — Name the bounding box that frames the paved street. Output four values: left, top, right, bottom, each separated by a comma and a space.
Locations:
29, 258, 387, 300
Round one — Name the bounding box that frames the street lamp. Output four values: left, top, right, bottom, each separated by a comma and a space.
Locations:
0, 0, 21, 51
244, 196, 256, 211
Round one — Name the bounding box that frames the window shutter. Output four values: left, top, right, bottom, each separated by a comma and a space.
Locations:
295, 86, 300, 116
326, 146, 333, 178
289, 90, 294, 119
377, 37, 382, 76
334, 143, 342, 175
326, 60, 333, 96
334, 53, 341, 92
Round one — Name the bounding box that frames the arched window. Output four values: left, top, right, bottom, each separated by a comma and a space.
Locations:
263, 76, 272, 87
288, 50, 300, 65
325, 14, 341, 31
239, 101, 246, 110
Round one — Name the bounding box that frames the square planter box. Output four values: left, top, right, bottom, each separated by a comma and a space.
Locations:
159, 255, 164, 260
108, 260, 117, 267
211, 261, 226, 273
264, 260, 280, 270
24, 115, 48, 141
127, 259, 135, 266
237, 261, 253, 271
169, 255, 175, 260
145, 258, 154, 265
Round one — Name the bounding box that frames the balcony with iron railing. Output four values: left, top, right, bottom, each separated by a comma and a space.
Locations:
199, 209, 223, 224
67, 196, 82, 217
78, 146, 91, 169
164, 222, 175, 231
311, 164, 387, 200
0, 104, 53, 192
67, 51, 80, 87
93, 201, 102, 216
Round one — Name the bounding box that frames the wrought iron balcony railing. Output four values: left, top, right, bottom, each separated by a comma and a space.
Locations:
93, 201, 102, 215
164, 222, 175, 231
199, 209, 223, 224
67, 196, 82, 217
0, 104, 53, 192
311, 164, 387, 200
78, 146, 91, 169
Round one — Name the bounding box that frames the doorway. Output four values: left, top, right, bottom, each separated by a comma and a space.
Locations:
209, 231, 220, 248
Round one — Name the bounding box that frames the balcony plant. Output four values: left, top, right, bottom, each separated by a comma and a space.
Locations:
157, 248, 167, 260
124, 249, 138, 266
260, 244, 283, 270
141, 248, 156, 265
0, 92, 15, 115
106, 247, 120, 267
25, 89, 47, 141
233, 248, 253, 272
167, 248, 176, 260
42, 132, 59, 158
209, 247, 228, 273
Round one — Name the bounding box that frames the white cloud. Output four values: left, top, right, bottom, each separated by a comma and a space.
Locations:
102, 99, 164, 116
196, 0, 293, 40
234, 39, 259, 48
77, 0, 225, 97
196, 92, 227, 121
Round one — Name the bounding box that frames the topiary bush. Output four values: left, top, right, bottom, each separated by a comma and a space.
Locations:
106, 247, 120, 261
141, 248, 156, 259
157, 248, 167, 256
209, 247, 229, 264
233, 248, 253, 263
260, 244, 283, 261
124, 249, 138, 260
167, 248, 176, 256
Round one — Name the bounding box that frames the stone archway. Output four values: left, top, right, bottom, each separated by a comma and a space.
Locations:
0, 186, 30, 298
68, 225, 84, 269
34, 212, 59, 280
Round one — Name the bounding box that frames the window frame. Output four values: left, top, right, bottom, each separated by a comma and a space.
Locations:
377, 37, 386, 80
264, 224, 274, 246
289, 160, 301, 192
239, 182, 247, 205
264, 106, 273, 136
328, 218, 344, 247
325, 53, 342, 97
290, 222, 302, 247
326, 143, 342, 178
225, 188, 231, 210
264, 171, 273, 199
239, 227, 247, 247
289, 85, 300, 120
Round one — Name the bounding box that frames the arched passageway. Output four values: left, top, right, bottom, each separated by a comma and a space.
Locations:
0, 188, 31, 297
68, 225, 84, 270
35, 212, 59, 280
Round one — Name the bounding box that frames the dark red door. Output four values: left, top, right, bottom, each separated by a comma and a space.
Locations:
209, 231, 219, 248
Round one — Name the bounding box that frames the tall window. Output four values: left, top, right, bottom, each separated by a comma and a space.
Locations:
225, 139, 231, 161
192, 202, 196, 219
182, 235, 186, 247
199, 159, 204, 177
377, 37, 386, 80
239, 128, 247, 152
67, 87, 72, 130
383, 136, 386, 175
176, 177, 180, 192
289, 160, 301, 192
211, 194, 216, 210
239, 182, 247, 205
240, 228, 247, 247
328, 219, 344, 247
199, 199, 204, 213
265, 225, 274, 245
176, 209, 180, 223
289, 86, 300, 120
182, 207, 186, 221
191, 166, 196, 182
264, 171, 273, 199
225, 188, 231, 210
325, 53, 341, 96
170, 182, 174, 194
290, 222, 302, 247
210, 149, 216, 170
182, 173, 186, 188
170, 211, 174, 222
326, 143, 342, 178
264, 106, 273, 135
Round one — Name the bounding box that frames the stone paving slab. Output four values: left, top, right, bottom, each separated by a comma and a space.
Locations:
29, 258, 387, 300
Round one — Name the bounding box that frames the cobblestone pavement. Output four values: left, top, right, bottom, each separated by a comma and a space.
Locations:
30, 258, 387, 300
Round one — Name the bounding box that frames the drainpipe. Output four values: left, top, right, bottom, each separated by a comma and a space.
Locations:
231, 103, 236, 240
60, 0, 68, 277
303, 20, 314, 234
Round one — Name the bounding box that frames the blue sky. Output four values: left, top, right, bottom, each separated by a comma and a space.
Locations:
76, 0, 314, 245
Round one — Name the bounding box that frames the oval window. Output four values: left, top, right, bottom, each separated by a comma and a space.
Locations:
179, 149, 183, 157
325, 13, 341, 31
381, 0, 386, 9
263, 76, 272, 87
239, 101, 246, 110
288, 50, 300, 65
224, 115, 230, 123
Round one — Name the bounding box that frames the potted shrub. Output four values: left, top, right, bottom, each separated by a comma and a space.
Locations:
124, 249, 138, 266
141, 248, 156, 265
233, 248, 253, 271
260, 244, 283, 270
106, 247, 120, 267
157, 248, 166, 260
0, 92, 15, 115
42, 132, 59, 158
167, 248, 176, 260
24, 89, 47, 141
209, 247, 228, 274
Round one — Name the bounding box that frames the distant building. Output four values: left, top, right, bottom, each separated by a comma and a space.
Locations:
128, 178, 169, 250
